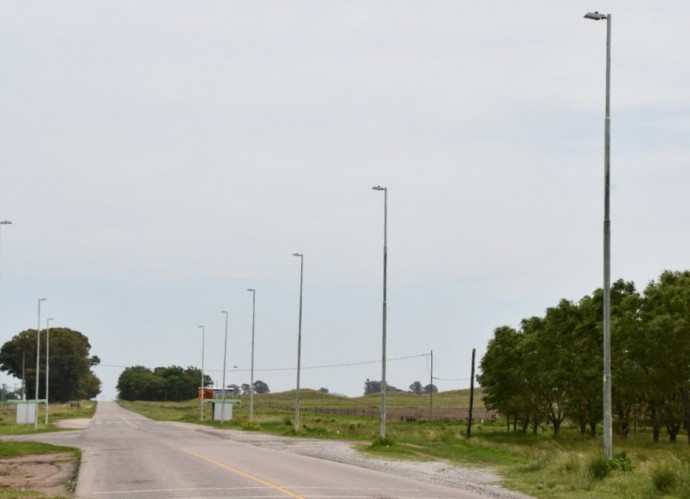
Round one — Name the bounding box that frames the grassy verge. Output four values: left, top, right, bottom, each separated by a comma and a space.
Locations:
0, 400, 96, 435
119, 391, 690, 498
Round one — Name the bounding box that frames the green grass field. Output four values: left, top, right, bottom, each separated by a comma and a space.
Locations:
119, 390, 690, 498
0, 401, 91, 498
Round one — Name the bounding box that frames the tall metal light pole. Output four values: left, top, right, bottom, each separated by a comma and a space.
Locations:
35, 298, 46, 428
45, 317, 53, 425
0, 220, 11, 294
247, 288, 256, 423
292, 253, 304, 432
221, 310, 229, 423
198, 325, 205, 421
585, 10, 613, 460
372, 185, 388, 439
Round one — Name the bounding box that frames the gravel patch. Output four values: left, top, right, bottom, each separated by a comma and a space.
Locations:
190, 426, 530, 498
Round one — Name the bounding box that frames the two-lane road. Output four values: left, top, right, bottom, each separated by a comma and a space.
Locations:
20, 402, 513, 499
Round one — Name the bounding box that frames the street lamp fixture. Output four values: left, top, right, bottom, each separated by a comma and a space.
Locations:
247, 288, 256, 423
35, 298, 46, 429
372, 185, 388, 439
293, 253, 304, 432
584, 10, 613, 460
584, 11, 607, 21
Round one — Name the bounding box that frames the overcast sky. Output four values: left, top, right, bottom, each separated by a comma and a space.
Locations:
2, 1, 690, 401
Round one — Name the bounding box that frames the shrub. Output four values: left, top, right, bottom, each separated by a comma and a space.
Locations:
587, 455, 611, 480
610, 451, 633, 472
371, 436, 394, 448
651, 465, 677, 494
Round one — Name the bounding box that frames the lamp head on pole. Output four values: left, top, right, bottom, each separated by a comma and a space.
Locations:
247, 288, 255, 293
584, 11, 608, 21
293, 253, 303, 258
0, 220, 12, 225
372, 185, 386, 191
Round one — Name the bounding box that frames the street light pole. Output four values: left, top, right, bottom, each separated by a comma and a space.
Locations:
585, 10, 613, 460
221, 310, 229, 423
372, 185, 388, 439
293, 253, 304, 433
0, 220, 11, 295
247, 288, 256, 423
35, 298, 46, 428
45, 317, 53, 425
198, 325, 205, 421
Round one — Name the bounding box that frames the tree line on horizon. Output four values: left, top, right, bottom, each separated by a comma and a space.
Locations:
479, 270, 690, 443
116, 365, 271, 401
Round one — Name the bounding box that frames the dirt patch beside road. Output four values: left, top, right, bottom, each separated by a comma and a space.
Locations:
0, 453, 77, 497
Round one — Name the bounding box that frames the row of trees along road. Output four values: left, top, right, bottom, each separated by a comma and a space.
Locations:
479, 270, 690, 443
116, 365, 271, 401
0, 327, 101, 402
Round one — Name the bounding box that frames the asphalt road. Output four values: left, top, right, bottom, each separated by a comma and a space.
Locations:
23, 402, 497, 499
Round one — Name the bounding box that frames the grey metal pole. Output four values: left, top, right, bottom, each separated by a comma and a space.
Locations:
0, 220, 11, 296
585, 10, 613, 459
429, 350, 433, 420
198, 325, 205, 421
293, 253, 304, 432
247, 288, 256, 423
467, 348, 476, 439
372, 185, 388, 439
35, 298, 46, 428
221, 310, 229, 423
45, 318, 53, 425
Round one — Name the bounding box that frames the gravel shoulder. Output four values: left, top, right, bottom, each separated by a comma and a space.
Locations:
185, 424, 530, 499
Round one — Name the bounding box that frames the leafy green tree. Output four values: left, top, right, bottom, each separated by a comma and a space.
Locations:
478, 326, 531, 431
409, 381, 423, 394
639, 271, 690, 442
364, 378, 381, 395
117, 365, 209, 401
0, 327, 101, 401
253, 380, 270, 394
423, 384, 438, 394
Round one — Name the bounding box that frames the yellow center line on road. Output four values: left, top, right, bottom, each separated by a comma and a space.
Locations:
183, 449, 305, 499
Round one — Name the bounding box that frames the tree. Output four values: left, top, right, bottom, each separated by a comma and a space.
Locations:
409, 381, 423, 394
117, 365, 211, 401
364, 379, 381, 395
423, 384, 438, 394
0, 327, 101, 401
253, 380, 270, 394
318, 387, 329, 394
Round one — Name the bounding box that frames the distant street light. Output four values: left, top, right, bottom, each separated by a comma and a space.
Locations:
584, 10, 613, 460
247, 288, 256, 423
198, 325, 205, 421
372, 185, 388, 439
45, 317, 53, 425
221, 310, 229, 423
35, 298, 46, 429
293, 253, 304, 432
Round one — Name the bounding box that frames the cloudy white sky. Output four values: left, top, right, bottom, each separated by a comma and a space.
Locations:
2, 1, 690, 400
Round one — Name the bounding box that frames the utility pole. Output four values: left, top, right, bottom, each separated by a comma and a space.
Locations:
429, 350, 434, 420
467, 348, 476, 439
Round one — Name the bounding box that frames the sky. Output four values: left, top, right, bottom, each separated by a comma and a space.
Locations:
2, 1, 690, 401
